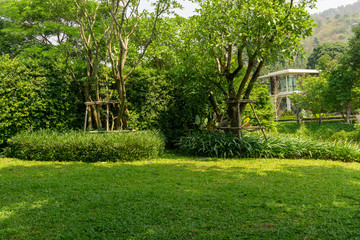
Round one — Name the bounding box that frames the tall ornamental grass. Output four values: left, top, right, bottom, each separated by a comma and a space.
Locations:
178, 131, 360, 162
5, 130, 165, 162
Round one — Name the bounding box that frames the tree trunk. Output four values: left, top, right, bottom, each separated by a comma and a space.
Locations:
209, 92, 222, 122
346, 102, 351, 124
227, 101, 241, 137
115, 77, 128, 130
84, 87, 93, 130
319, 112, 322, 124
296, 107, 301, 124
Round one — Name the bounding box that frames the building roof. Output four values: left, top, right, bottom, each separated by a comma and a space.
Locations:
258, 69, 320, 79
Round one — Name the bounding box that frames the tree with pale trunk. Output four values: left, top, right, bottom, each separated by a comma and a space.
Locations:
191, 0, 316, 135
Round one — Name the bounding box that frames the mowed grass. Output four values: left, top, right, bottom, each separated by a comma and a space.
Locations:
1, 155, 360, 239
276, 122, 360, 143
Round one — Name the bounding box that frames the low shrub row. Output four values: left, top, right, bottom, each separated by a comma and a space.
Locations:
4, 130, 165, 162
178, 131, 360, 162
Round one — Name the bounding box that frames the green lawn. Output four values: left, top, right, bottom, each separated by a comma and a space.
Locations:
1, 155, 360, 239
276, 122, 360, 143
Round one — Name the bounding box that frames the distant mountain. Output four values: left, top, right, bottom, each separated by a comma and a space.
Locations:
303, 0, 360, 55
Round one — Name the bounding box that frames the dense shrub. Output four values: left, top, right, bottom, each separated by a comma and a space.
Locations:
178, 131, 360, 162
4, 130, 165, 162
126, 67, 173, 130
0, 53, 83, 145
126, 67, 209, 147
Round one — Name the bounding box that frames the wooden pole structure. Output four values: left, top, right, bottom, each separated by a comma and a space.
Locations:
84, 106, 89, 131
237, 103, 242, 138
249, 103, 268, 140
218, 99, 267, 140
106, 75, 110, 132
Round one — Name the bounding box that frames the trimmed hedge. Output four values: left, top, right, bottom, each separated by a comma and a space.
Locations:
178, 131, 360, 162
4, 130, 165, 162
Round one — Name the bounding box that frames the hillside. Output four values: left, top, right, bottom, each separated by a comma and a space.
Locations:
303, 0, 360, 54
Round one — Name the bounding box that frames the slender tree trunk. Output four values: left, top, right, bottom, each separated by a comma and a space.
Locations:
296, 108, 301, 124
209, 92, 222, 122
84, 87, 93, 130
319, 112, 322, 124
346, 102, 351, 124
115, 77, 128, 130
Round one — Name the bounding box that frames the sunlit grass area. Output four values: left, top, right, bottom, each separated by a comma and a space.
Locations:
276, 122, 360, 143
1, 155, 360, 239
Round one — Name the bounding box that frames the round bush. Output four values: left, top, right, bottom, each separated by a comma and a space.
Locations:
5, 130, 165, 162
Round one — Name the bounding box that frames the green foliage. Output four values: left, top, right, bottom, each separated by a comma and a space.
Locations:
326, 27, 360, 114
327, 61, 359, 112
126, 67, 210, 146
4, 130, 165, 162
0, 54, 82, 145
242, 83, 275, 130
307, 42, 348, 69
178, 131, 360, 162
187, 0, 316, 132
291, 74, 329, 118
348, 26, 360, 74
0, 0, 75, 53
194, 0, 316, 64
126, 67, 173, 130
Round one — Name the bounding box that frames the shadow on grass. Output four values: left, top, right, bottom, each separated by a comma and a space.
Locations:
1, 158, 360, 239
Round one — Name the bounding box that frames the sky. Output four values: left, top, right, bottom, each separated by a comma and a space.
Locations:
170, 0, 360, 18
309, 0, 359, 14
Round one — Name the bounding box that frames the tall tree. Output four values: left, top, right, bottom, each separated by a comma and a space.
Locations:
191, 0, 316, 135
326, 26, 360, 122
71, 0, 110, 129
291, 74, 329, 124
103, 0, 179, 129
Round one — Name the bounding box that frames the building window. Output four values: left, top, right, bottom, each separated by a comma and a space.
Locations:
287, 75, 298, 91
279, 76, 287, 92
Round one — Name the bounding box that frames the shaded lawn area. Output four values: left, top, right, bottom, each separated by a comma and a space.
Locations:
1, 155, 360, 239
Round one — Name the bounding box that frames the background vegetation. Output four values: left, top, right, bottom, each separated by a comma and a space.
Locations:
303, 1, 360, 54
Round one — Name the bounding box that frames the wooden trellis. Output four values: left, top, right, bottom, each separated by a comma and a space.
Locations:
84, 100, 120, 132
219, 99, 268, 139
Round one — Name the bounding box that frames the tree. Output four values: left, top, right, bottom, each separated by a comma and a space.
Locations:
70, 0, 110, 130
347, 26, 360, 76
291, 74, 329, 124
307, 42, 348, 69
326, 26, 360, 123
327, 62, 358, 123
191, 0, 316, 135
103, 0, 179, 129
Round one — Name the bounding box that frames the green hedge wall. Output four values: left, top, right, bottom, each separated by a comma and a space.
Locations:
0, 54, 83, 146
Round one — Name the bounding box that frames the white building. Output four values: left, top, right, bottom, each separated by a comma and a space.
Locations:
258, 69, 320, 111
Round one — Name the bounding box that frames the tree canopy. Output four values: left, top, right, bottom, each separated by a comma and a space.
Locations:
307, 41, 348, 69
190, 0, 316, 133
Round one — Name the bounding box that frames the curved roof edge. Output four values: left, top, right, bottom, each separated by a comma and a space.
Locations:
258, 69, 320, 79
